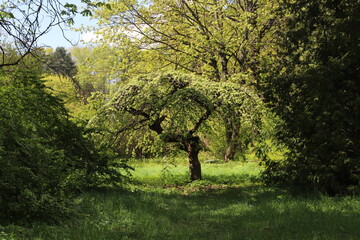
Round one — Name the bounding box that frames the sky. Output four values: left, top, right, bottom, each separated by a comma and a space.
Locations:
37, 0, 98, 49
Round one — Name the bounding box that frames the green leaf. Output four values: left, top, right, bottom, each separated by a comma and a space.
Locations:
81, 9, 92, 17
64, 3, 78, 14
105, 3, 112, 10
67, 18, 75, 25
0, 11, 15, 19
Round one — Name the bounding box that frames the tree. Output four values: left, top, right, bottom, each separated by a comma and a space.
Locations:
93, 0, 280, 161
46, 47, 77, 78
70, 45, 126, 95
45, 47, 83, 93
96, 0, 278, 81
260, 0, 360, 194
0, 0, 109, 68
91, 72, 261, 181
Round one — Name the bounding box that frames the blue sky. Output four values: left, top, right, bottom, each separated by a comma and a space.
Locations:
37, 0, 98, 49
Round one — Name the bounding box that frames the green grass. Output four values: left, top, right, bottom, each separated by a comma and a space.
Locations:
1, 160, 360, 240
130, 160, 261, 186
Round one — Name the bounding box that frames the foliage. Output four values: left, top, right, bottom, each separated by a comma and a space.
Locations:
45, 47, 77, 79
91, 71, 263, 180
0, 67, 128, 224
44, 47, 112, 122
70, 46, 121, 95
42, 74, 83, 118
90, 0, 282, 161
95, 0, 279, 82
70, 42, 147, 87
43, 74, 108, 123
260, 0, 360, 194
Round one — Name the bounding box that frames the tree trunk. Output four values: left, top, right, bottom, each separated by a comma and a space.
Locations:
224, 141, 236, 162
223, 115, 241, 162
188, 148, 202, 181
224, 130, 241, 162
219, 51, 229, 81
183, 137, 202, 181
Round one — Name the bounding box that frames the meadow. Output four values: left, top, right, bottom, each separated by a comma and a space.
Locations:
1, 160, 359, 240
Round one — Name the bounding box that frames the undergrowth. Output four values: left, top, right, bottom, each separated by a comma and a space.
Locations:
1, 160, 359, 240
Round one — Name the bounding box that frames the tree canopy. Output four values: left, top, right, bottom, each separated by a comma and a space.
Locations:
94, 0, 279, 83
91, 71, 262, 180
260, 0, 360, 194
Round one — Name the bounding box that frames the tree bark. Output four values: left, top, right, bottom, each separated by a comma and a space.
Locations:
224, 144, 235, 162
219, 50, 229, 81
183, 137, 202, 181
188, 149, 202, 181
223, 115, 241, 162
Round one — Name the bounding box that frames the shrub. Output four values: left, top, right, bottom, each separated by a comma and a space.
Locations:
0, 69, 127, 224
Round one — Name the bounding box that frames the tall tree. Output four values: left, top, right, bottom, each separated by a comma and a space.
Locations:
45, 47, 85, 98
260, 0, 360, 194
94, 0, 279, 161
71, 45, 127, 95
96, 0, 278, 82
46, 47, 77, 79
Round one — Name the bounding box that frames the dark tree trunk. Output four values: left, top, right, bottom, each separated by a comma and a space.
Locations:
224, 140, 238, 162
224, 135, 241, 162
219, 51, 229, 81
150, 123, 203, 181
183, 137, 202, 181
224, 115, 241, 162
188, 148, 202, 181
209, 58, 221, 81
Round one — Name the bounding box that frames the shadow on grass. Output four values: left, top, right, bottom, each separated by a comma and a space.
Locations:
3, 179, 359, 240
63, 182, 360, 240
131, 171, 261, 187
202, 172, 260, 185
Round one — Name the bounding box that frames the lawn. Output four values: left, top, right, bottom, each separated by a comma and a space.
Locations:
1, 160, 359, 240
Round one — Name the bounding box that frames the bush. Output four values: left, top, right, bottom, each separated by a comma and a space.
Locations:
260, 0, 360, 195
0, 69, 127, 224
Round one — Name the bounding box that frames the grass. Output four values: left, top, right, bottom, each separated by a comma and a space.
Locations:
1, 160, 360, 240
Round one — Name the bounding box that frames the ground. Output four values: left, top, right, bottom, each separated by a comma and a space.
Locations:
1, 160, 359, 240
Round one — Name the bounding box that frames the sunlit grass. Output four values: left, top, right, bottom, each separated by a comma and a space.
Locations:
129, 162, 262, 196
1, 160, 360, 240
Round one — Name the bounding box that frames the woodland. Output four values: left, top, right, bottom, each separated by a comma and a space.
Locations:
0, 0, 359, 239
